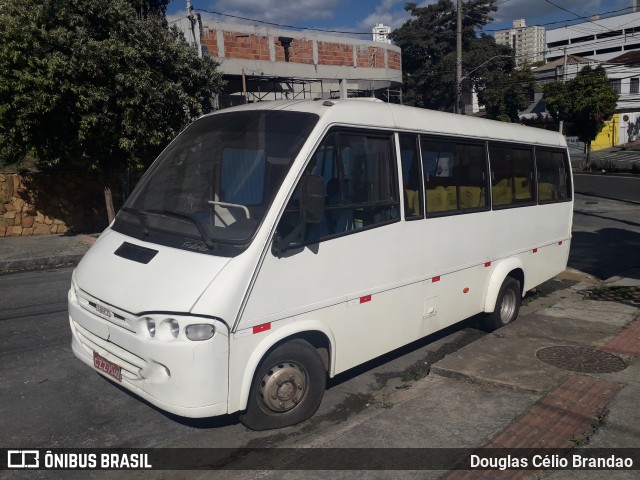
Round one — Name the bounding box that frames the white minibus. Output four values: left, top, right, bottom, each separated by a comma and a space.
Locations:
68, 99, 573, 430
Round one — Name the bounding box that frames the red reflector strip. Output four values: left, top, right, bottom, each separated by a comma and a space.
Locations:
532, 248, 538, 253
360, 295, 371, 304
484, 262, 491, 267
559, 241, 563, 245
432, 276, 441, 283
252, 323, 271, 334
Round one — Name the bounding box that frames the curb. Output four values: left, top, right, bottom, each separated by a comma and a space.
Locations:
0, 254, 85, 275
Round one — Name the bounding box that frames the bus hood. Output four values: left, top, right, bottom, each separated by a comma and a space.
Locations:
74, 229, 231, 315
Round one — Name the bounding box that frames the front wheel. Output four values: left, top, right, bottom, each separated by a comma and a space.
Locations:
481, 276, 521, 331
239, 339, 326, 430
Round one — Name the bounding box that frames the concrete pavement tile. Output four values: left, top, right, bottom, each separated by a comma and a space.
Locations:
538, 299, 638, 326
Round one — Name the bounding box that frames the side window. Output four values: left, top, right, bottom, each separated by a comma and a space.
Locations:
421, 137, 488, 216
399, 134, 423, 219
536, 148, 571, 203
276, 130, 399, 247
489, 144, 535, 208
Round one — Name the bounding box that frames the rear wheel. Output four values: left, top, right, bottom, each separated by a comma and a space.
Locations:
239, 339, 326, 430
481, 276, 521, 331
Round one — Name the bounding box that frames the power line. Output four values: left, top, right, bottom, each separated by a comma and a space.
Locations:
193, 8, 372, 35
541, 0, 616, 33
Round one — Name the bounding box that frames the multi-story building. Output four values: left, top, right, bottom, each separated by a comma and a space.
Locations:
546, 10, 640, 63
494, 19, 545, 66
372, 23, 391, 43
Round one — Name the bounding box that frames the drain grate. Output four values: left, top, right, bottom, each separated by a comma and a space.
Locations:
536, 346, 627, 373
584, 286, 640, 306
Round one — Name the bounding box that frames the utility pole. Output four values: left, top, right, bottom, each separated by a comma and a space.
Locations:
455, 0, 462, 114
558, 47, 567, 134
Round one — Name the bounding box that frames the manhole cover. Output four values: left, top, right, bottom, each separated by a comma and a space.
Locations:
536, 346, 627, 373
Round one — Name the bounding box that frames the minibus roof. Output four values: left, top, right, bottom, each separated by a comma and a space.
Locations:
208, 99, 567, 148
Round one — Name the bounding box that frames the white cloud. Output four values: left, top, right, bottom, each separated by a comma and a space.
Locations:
356, 0, 419, 32
207, 0, 343, 25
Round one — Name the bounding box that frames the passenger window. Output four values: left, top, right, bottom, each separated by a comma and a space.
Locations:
276, 130, 399, 247
421, 137, 488, 216
489, 144, 535, 207
399, 134, 423, 219
536, 149, 571, 203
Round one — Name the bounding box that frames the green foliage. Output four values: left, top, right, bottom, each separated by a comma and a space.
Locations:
390, 0, 529, 120
0, 0, 224, 173
543, 65, 618, 146
475, 58, 535, 123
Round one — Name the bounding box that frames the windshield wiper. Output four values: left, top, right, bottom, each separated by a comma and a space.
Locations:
120, 207, 150, 237
145, 209, 216, 250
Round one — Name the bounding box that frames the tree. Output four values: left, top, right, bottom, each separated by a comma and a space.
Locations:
477, 59, 535, 122
0, 0, 224, 174
390, 0, 531, 120
544, 65, 618, 163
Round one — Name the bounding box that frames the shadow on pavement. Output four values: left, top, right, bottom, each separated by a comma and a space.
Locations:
569, 228, 640, 280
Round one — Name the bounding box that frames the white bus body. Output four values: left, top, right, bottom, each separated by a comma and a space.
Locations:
68, 99, 573, 429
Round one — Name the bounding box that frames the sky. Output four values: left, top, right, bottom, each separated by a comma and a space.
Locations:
166, 0, 636, 38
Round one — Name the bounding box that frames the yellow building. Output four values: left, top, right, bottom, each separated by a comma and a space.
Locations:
591, 113, 619, 151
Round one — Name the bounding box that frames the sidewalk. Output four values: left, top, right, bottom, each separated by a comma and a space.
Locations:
0, 232, 97, 274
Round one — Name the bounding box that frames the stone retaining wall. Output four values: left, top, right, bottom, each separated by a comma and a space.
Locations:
0, 172, 112, 237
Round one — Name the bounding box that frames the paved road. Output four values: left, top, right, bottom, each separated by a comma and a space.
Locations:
574, 173, 640, 204
570, 193, 640, 280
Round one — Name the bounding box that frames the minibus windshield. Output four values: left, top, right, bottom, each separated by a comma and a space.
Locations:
113, 110, 319, 256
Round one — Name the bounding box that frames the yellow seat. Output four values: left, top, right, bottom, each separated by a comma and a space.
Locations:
492, 179, 511, 206
538, 182, 556, 201
459, 186, 483, 208
426, 187, 448, 213
405, 189, 420, 216
513, 177, 532, 200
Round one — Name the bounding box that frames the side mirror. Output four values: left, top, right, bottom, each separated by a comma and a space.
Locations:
299, 175, 325, 224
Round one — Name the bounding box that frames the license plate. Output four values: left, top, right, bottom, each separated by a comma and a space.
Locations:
93, 351, 122, 382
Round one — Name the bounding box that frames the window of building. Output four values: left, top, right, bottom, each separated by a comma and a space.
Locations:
631, 78, 639, 94
421, 137, 489, 216
488, 144, 535, 208
536, 149, 571, 203
610, 78, 622, 94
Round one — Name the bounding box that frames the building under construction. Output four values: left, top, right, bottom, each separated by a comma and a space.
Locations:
178, 17, 402, 107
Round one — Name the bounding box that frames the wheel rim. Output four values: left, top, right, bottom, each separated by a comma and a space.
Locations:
499, 289, 517, 324
259, 361, 308, 413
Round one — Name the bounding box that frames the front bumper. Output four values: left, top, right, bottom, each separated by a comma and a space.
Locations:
68, 286, 229, 418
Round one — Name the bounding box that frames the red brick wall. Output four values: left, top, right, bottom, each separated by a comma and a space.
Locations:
275, 38, 314, 64
356, 46, 385, 68
388, 50, 401, 71
222, 32, 271, 61
200, 27, 401, 72
201, 30, 218, 57
317, 41, 354, 67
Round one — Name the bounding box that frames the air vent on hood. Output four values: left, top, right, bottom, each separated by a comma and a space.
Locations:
114, 242, 158, 264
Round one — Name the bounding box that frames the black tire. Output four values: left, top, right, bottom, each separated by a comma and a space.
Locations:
239, 339, 327, 431
481, 276, 521, 332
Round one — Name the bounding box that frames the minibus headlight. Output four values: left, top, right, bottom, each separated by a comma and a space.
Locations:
146, 318, 156, 337
168, 319, 180, 339
185, 324, 215, 341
